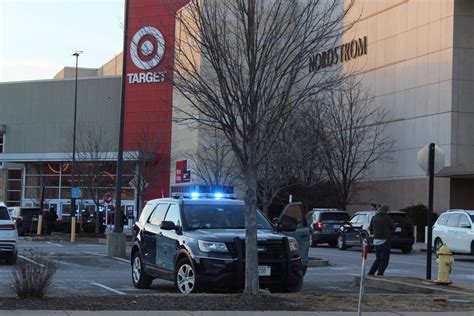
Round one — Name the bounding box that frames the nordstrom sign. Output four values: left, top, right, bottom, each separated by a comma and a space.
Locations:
309, 36, 368, 73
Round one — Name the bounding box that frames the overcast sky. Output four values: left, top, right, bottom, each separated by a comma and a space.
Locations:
0, 0, 124, 82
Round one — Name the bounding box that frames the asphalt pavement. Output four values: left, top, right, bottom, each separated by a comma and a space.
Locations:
308, 243, 474, 292
0, 238, 472, 296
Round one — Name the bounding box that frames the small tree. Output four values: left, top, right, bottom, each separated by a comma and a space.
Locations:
127, 125, 172, 217
313, 80, 393, 211
74, 124, 115, 234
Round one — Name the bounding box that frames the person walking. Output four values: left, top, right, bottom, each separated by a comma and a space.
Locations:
368, 204, 395, 276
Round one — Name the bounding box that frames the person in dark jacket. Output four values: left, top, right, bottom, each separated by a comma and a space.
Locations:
368, 205, 395, 276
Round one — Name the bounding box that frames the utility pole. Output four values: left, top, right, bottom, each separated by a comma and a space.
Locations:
71, 50, 82, 235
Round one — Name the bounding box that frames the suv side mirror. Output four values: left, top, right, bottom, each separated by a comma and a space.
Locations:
460, 223, 472, 229
160, 221, 177, 231
273, 218, 280, 225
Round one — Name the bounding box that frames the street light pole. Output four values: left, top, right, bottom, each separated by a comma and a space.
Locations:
71, 50, 82, 224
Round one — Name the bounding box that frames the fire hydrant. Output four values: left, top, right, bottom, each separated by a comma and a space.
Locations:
435, 244, 453, 285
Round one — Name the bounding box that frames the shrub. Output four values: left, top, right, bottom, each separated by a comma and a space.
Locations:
400, 204, 439, 242
11, 253, 58, 299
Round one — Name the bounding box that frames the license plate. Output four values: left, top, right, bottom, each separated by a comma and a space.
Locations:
395, 227, 401, 232
258, 265, 271, 276
333, 224, 340, 229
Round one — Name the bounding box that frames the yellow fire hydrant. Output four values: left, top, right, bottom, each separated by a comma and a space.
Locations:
435, 244, 453, 285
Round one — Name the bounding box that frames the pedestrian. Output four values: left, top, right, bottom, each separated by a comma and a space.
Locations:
48, 208, 58, 235
368, 204, 395, 276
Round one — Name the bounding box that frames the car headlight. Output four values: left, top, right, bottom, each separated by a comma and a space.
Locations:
198, 240, 228, 252
288, 238, 299, 256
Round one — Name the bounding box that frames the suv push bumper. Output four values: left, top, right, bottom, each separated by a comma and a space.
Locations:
193, 238, 303, 290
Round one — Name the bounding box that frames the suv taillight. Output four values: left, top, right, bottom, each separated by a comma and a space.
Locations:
314, 221, 324, 230
0, 224, 16, 230
16, 216, 24, 222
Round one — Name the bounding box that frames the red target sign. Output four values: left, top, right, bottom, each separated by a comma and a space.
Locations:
130, 26, 165, 70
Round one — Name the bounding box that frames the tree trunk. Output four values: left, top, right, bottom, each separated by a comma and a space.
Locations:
244, 168, 259, 295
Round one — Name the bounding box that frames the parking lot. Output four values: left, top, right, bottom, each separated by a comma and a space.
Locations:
0, 238, 472, 296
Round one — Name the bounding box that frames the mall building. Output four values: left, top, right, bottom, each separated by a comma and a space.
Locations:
1, 0, 473, 216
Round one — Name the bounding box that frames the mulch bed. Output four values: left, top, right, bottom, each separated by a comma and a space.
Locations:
0, 293, 473, 311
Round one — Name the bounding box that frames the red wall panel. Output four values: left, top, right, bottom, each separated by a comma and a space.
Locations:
124, 0, 188, 199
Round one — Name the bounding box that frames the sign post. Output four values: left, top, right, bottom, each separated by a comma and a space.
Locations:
357, 241, 369, 316
417, 143, 445, 280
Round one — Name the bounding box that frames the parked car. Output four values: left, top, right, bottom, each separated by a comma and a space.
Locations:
7, 207, 42, 235
130, 194, 309, 294
306, 209, 349, 247
0, 202, 18, 264
337, 210, 414, 253
432, 209, 474, 255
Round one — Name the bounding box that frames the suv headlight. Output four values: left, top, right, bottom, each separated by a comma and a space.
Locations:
198, 240, 228, 253
288, 238, 299, 256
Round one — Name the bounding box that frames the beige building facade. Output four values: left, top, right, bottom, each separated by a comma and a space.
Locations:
341, 0, 474, 212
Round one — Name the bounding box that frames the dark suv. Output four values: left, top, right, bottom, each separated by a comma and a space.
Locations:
7, 207, 42, 235
130, 196, 309, 294
306, 209, 349, 247
337, 210, 414, 253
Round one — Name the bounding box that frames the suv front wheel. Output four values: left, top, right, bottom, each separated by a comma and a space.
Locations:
175, 257, 198, 294
131, 251, 153, 289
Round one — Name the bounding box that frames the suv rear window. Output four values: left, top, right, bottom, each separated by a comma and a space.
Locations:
320, 213, 349, 221
0, 207, 10, 220
437, 213, 449, 226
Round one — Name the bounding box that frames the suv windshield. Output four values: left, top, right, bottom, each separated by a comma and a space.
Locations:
0, 207, 10, 220
182, 204, 273, 230
320, 213, 349, 221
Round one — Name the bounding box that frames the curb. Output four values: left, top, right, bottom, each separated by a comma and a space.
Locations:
354, 276, 472, 295
307, 258, 329, 267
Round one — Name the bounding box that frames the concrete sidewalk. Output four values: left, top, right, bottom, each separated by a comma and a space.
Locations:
1, 311, 474, 316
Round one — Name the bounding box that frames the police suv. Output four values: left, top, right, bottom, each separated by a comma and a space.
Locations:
130, 193, 309, 294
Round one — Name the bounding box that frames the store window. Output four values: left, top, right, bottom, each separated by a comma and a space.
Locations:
6, 169, 22, 207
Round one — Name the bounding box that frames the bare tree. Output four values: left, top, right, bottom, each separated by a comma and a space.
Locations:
127, 125, 170, 218
171, 0, 353, 295
74, 124, 115, 234
187, 128, 239, 188
312, 79, 393, 211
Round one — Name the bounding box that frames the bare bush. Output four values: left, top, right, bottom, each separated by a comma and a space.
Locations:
11, 253, 58, 299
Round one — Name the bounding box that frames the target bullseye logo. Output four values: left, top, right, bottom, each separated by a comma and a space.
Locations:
130, 26, 165, 70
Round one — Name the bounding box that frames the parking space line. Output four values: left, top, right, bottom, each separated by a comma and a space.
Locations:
46, 241, 63, 247
18, 255, 45, 268
91, 282, 126, 295
113, 257, 130, 263
82, 251, 107, 257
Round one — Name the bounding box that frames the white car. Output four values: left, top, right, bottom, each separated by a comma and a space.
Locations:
432, 209, 474, 255
0, 202, 18, 264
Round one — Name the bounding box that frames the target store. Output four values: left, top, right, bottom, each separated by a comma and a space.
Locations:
0, 0, 193, 219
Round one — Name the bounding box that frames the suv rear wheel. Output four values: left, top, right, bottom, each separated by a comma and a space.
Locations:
337, 234, 347, 250
175, 257, 198, 294
131, 251, 152, 289
434, 238, 444, 252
